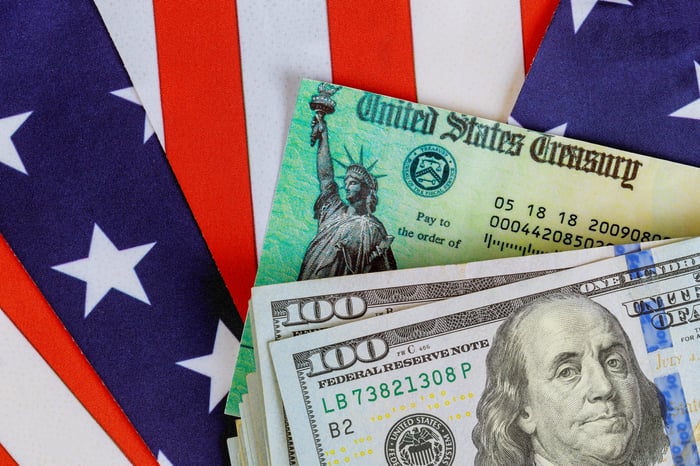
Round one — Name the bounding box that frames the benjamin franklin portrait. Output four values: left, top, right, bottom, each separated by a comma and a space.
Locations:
472, 292, 668, 466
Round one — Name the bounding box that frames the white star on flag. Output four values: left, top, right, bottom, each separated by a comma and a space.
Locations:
157, 451, 174, 466
176, 320, 240, 413
670, 61, 700, 121
508, 117, 568, 137
52, 223, 156, 317
544, 122, 568, 137
571, 0, 633, 33
110, 87, 156, 143
0, 111, 33, 174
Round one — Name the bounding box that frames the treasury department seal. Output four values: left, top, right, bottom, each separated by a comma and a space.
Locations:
385, 413, 455, 466
402, 144, 456, 197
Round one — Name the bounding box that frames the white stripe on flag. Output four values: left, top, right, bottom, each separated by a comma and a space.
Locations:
0, 311, 129, 465
237, 0, 333, 258
411, 0, 525, 122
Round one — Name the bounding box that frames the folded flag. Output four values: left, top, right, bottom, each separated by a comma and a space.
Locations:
511, 0, 700, 165
0, 2, 242, 464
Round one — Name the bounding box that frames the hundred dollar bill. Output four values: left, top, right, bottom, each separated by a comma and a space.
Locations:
240, 397, 257, 466
271, 237, 700, 466
234, 419, 249, 466
227, 436, 242, 466
227, 77, 700, 416
243, 371, 269, 466
253, 242, 676, 465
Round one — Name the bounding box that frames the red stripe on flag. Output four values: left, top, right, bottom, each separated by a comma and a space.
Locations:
326, 0, 417, 101
521, 0, 560, 73
0, 236, 156, 465
152, 0, 256, 317
0, 443, 18, 466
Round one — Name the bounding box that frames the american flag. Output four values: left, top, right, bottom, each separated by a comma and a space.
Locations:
511, 0, 700, 165
0, 2, 242, 464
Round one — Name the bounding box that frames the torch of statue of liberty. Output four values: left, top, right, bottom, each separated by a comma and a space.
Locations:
297, 83, 397, 280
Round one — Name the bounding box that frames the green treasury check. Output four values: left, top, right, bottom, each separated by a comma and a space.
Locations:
271, 237, 700, 466
227, 78, 700, 416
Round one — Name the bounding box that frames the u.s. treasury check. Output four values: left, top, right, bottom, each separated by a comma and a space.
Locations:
227, 78, 700, 417
257, 80, 700, 286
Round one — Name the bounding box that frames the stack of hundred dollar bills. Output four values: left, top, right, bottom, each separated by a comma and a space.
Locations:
227, 80, 700, 466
